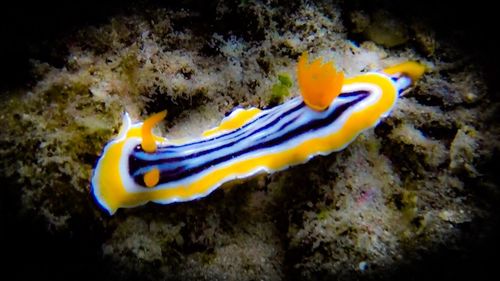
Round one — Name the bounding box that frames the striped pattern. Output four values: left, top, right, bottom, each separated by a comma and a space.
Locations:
129, 91, 368, 186
91, 68, 420, 215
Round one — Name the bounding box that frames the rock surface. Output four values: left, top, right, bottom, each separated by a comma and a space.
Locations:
1, 1, 499, 280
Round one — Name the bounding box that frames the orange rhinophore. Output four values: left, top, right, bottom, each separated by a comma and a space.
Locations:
141, 110, 167, 153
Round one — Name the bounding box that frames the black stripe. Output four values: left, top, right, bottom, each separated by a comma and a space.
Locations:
339, 90, 371, 98
155, 99, 305, 151
131, 92, 369, 186
131, 100, 306, 165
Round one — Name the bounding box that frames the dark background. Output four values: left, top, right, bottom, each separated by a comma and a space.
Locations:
1, 1, 498, 280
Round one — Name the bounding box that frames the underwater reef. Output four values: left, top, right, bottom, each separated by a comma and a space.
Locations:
1, 0, 499, 280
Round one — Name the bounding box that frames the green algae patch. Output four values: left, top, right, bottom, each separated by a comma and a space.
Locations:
268, 73, 293, 106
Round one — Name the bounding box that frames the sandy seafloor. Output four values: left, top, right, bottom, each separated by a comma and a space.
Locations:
1, 1, 499, 280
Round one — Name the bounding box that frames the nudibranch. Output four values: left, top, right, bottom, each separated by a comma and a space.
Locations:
91, 53, 425, 214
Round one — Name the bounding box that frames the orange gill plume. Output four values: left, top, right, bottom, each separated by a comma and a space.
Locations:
297, 52, 344, 111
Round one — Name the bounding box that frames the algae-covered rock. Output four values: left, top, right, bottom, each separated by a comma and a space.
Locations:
1, 0, 499, 280
349, 10, 409, 48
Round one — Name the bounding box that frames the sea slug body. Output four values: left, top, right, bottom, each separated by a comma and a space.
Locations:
91, 53, 425, 214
